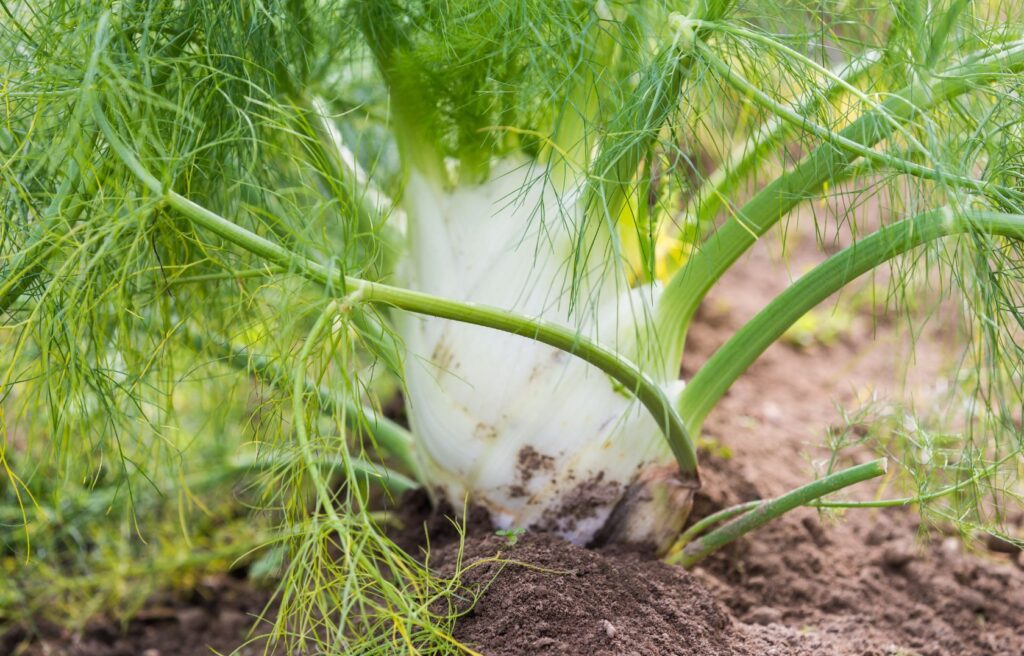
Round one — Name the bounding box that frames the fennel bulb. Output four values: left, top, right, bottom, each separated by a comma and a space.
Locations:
398, 158, 693, 548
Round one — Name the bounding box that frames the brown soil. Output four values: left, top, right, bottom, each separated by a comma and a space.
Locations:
430, 519, 1023, 656
3, 574, 273, 656
438, 533, 745, 656
9, 210, 1024, 655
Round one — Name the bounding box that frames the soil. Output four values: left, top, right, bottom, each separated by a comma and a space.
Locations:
437, 533, 743, 656
2, 574, 274, 656
8, 210, 1024, 655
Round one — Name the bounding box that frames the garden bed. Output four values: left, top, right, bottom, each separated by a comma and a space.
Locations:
12, 216, 1024, 656
419, 212, 1024, 656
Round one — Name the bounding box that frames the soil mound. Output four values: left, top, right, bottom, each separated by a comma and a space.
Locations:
437, 533, 741, 656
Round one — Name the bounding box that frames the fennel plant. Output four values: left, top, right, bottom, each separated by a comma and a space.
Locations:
3, 0, 1024, 652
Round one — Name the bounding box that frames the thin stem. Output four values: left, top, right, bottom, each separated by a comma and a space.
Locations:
677, 209, 1024, 434
90, 97, 699, 478
680, 50, 881, 232
668, 459, 888, 567
668, 454, 1007, 546
293, 93, 404, 273
696, 42, 1021, 201
181, 325, 421, 481
700, 21, 930, 153
291, 301, 351, 527
809, 449, 1021, 509
161, 266, 286, 285
668, 447, 1012, 554
1, 10, 109, 314
0, 449, 415, 527
1, 136, 96, 317
656, 40, 1024, 363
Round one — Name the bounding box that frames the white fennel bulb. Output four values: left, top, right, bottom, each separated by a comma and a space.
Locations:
397, 158, 692, 548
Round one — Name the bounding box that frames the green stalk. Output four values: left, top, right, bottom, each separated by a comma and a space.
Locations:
667, 458, 888, 567
542, 2, 617, 185
656, 40, 1024, 363
89, 97, 699, 479
672, 500, 760, 548
677, 209, 1024, 433
181, 325, 421, 481
351, 0, 446, 183
664, 447, 1022, 559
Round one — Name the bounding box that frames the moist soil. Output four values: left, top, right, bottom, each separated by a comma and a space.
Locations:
9, 211, 1024, 655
